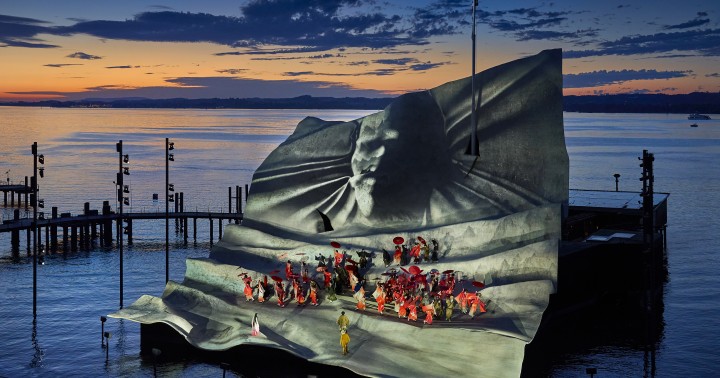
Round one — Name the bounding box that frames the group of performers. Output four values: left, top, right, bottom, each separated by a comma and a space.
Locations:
237, 236, 488, 324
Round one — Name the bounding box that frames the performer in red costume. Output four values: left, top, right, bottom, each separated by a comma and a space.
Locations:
422, 303, 435, 325
393, 245, 402, 265
309, 280, 319, 306
372, 283, 386, 314
242, 274, 254, 302
455, 288, 468, 314
275, 280, 286, 307
285, 260, 294, 280
334, 250, 344, 267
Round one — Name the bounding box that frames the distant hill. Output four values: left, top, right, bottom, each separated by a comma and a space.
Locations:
564, 92, 720, 114
2, 92, 719, 113
0, 95, 394, 110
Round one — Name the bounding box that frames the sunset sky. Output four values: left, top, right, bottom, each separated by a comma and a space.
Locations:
1, 0, 718, 101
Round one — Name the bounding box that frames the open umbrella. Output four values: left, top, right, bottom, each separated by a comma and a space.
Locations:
330, 241, 341, 248
442, 269, 454, 274
271, 276, 283, 282
393, 236, 404, 245
408, 265, 422, 276
417, 236, 426, 244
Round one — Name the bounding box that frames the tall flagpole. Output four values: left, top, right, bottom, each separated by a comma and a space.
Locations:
470, 0, 479, 156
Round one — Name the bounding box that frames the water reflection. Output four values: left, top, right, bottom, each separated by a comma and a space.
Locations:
30, 318, 44, 369
523, 283, 666, 377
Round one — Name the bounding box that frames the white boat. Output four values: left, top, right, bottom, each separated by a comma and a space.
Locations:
688, 113, 711, 120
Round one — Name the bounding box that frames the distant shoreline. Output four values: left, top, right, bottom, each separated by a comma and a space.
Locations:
2, 92, 719, 114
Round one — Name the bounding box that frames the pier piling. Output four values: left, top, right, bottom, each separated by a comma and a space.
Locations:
51, 207, 58, 252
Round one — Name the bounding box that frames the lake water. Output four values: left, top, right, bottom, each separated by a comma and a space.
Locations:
0, 107, 718, 377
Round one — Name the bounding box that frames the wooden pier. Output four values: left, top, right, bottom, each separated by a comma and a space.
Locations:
0, 177, 32, 210
1, 188, 245, 255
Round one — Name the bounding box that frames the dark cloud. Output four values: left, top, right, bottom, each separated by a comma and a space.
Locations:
307, 53, 335, 59
1, 39, 59, 48
249, 56, 304, 61
50, 3, 421, 52
563, 69, 692, 88
372, 58, 418, 65
697, 12, 708, 17
149, 5, 173, 10
706, 73, 720, 78
67, 51, 102, 60
281, 59, 448, 78
215, 47, 332, 56
664, 18, 710, 30
471, 7, 587, 43
105, 65, 135, 69
216, 68, 246, 74
0, 14, 49, 24
346, 61, 369, 66
44, 63, 83, 68
0, 13, 58, 48
490, 17, 566, 32
5, 0, 479, 52
517, 28, 598, 41
564, 28, 720, 58
283, 71, 314, 77
409, 62, 445, 71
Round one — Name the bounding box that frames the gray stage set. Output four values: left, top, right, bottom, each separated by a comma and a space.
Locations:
112, 49, 568, 378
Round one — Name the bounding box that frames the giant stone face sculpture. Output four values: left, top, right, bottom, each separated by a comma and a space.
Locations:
112, 49, 568, 378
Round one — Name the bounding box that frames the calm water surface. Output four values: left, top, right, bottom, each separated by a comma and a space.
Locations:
0, 108, 719, 377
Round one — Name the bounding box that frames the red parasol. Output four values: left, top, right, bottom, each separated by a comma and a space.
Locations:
271, 276, 283, 282
393, 236, 404, 245
408, 265, 422, 276
330, 241, 341, 248
417, 236, 426, 244
471, 281, 486, 288
442, 269, 454, 274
